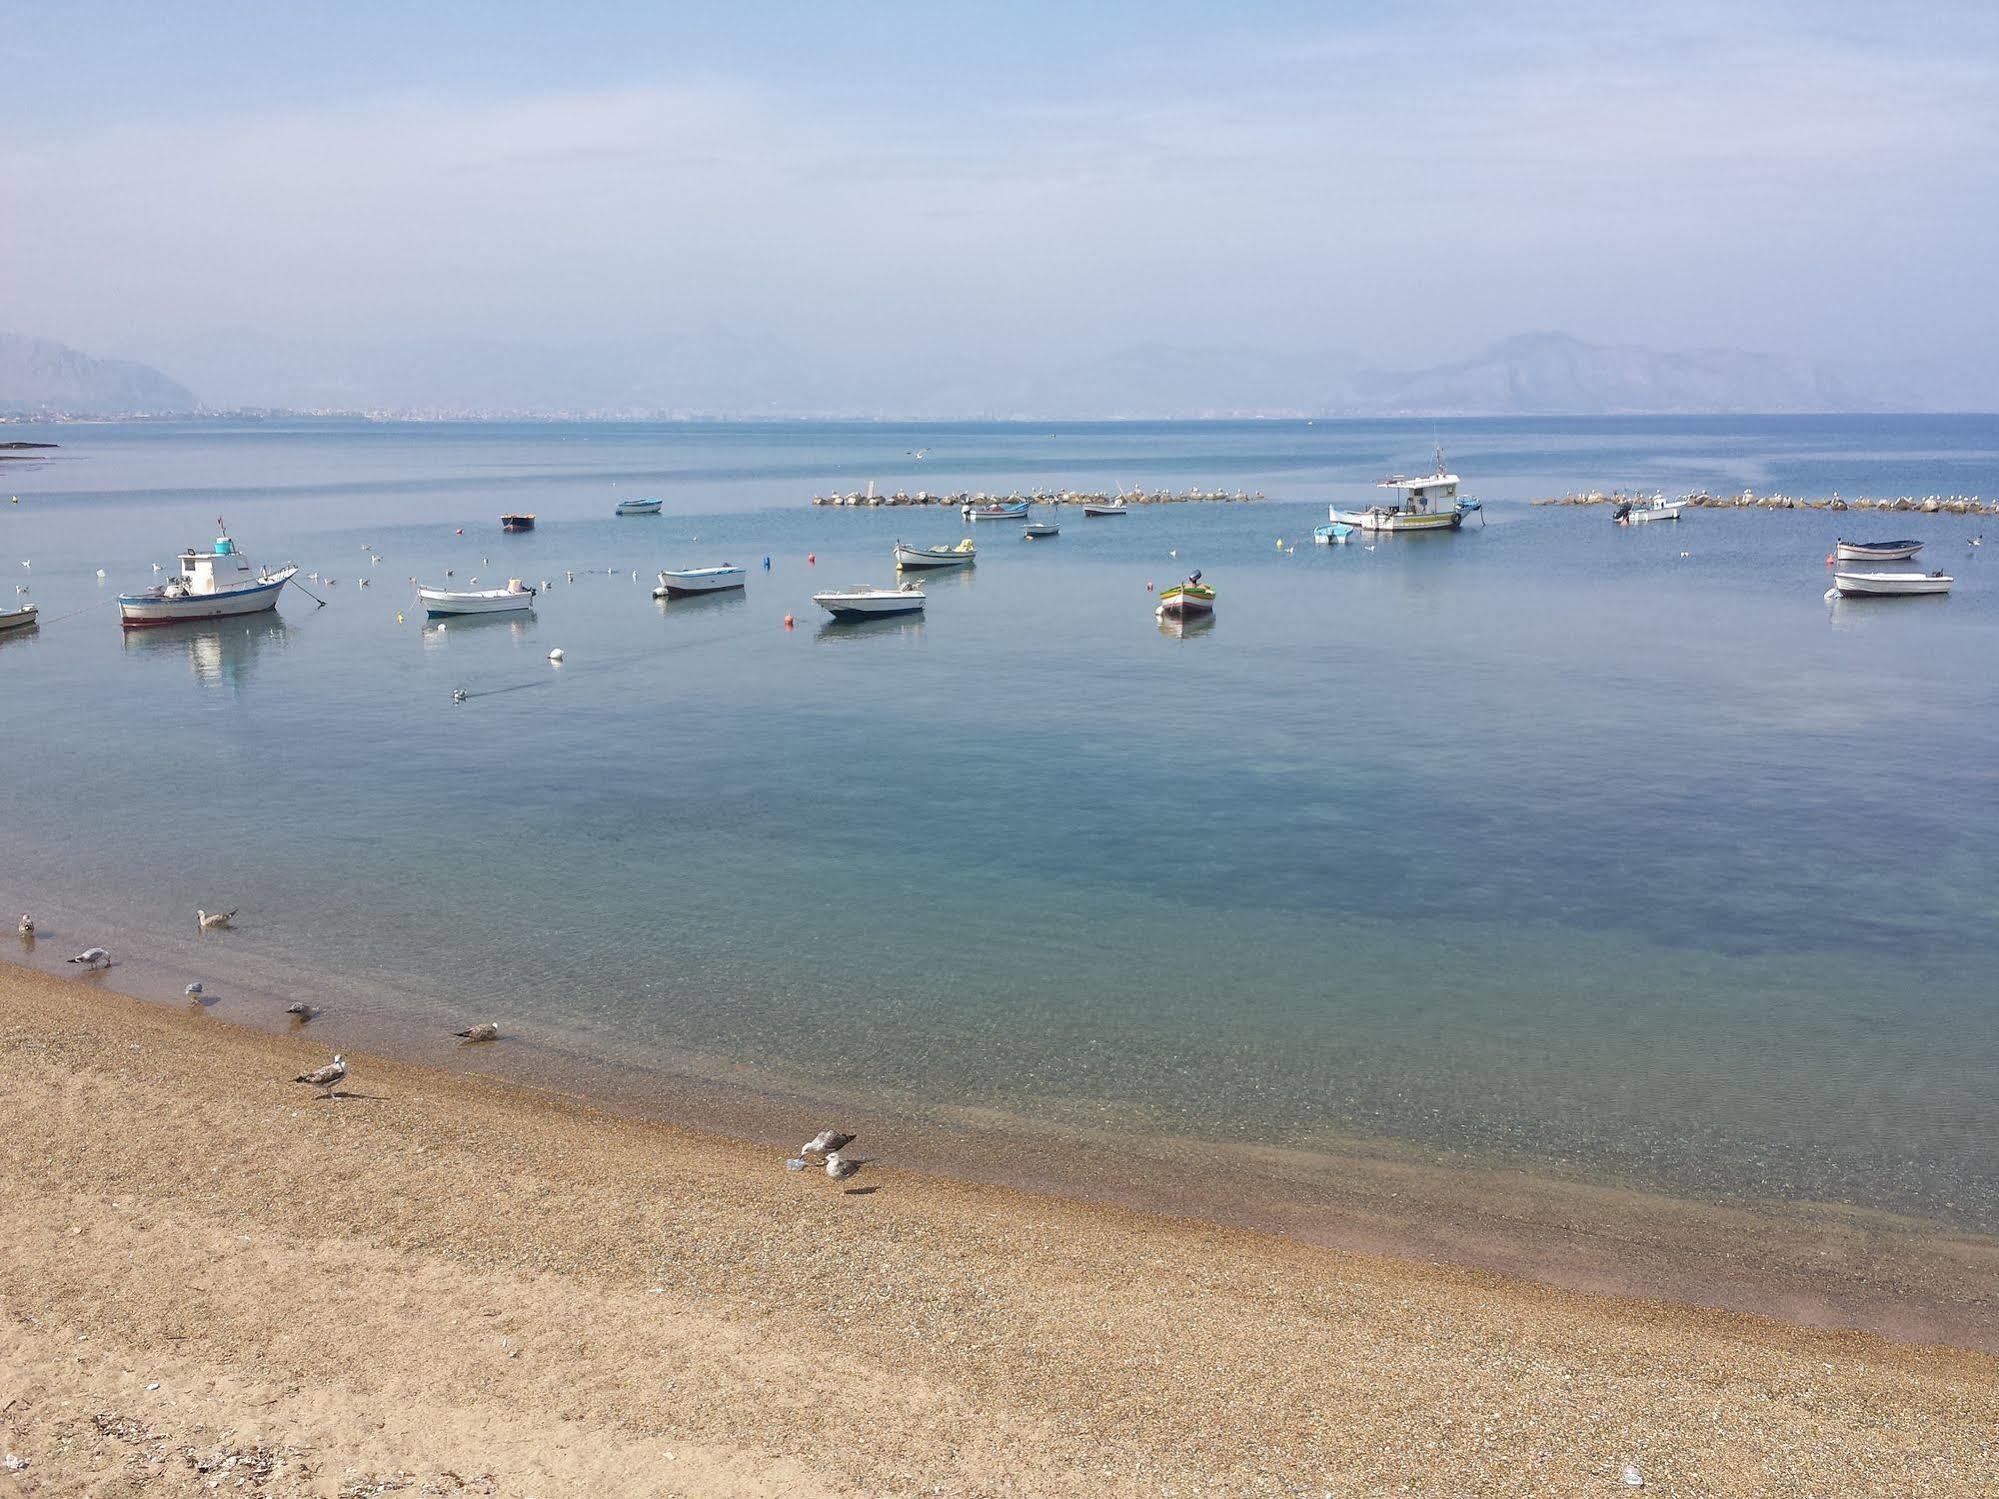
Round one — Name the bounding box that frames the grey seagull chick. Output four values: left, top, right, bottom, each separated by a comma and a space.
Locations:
293, 1055, 347, 1099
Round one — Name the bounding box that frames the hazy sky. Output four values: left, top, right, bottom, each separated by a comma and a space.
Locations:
5, 0, 1995, 373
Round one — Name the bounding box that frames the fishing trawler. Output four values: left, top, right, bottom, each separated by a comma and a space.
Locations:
1333, 448, 1482, 534
117, 523, 298, 628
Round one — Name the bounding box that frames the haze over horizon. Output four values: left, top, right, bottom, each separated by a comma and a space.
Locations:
5, 2, 1996, 411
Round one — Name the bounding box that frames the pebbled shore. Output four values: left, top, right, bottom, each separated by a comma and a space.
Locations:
2, 963, 1997, 1496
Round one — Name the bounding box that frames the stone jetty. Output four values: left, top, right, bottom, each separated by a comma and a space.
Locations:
1535, 488, 1994, 515
810, 485, 1264, 508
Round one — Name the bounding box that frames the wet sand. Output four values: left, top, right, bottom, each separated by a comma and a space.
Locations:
2, 961, 1996, 1496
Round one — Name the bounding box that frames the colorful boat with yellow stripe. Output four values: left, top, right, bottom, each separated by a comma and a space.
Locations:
1156, 571, 1215, 618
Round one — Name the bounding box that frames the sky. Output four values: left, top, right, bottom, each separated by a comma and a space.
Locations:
3, 0, 1995, 399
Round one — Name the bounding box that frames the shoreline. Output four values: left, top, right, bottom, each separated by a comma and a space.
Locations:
2, 961, 1995, 1495
7, 946, 1997, 1366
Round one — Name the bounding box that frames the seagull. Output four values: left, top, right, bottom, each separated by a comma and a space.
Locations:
454, 1022, 500, 1043
184, 982, 204, 998
284, 1002, 313, 1020
801, 1129, 856, 1158
294, 1054, 347, 1099
824, 1151, 861, 1182
16, 915, 31, 936
197, 908, 236, 931
67, 947, 111, 970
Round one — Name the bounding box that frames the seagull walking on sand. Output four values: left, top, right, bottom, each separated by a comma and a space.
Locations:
801, 1129, 855, 1159
294, 1055, 347, 1099
197, 908, 236, 931
67, 947, 111, 970
454, 1022, 500, 1043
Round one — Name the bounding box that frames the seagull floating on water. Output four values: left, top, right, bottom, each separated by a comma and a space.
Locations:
801, 1129, 856, 1158
197, 908, 237, 931
16, 915, 31, 937
67, 947, 111, 970
454, 1022, 500, 1043
184, 982, 204, 998
294, 1054, 347, 1099
284, 1002, 313, 1020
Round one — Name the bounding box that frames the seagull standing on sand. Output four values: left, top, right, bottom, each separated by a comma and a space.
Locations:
824, 1151, 861, 1182
294, 1055, 347, 1099
454, 1022, 500, 1043
67, 947, 111, 970
801, 1129, 855, 1159
197, 908, 236, 931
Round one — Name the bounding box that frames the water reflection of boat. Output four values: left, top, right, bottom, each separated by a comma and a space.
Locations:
421, 611, 535, 647
815, 612, 926, 643
121, 611, 293, 686
654, 584, 748, 616
1157, 611, 1216, 640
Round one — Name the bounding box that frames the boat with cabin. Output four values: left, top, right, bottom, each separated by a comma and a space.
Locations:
615, 497, 664, 517
420, 579, 538, 616
117, 525, 298, 628
1156, 571, 1215, 618
1333, 448, 1481, 533
654, 565, 746, 597
500, 513, 536, 533
893, 539, 976, 570
813, 582, 927, 619
1612, 495, 1684, 524
1834, 538, 1923, 562
1827, 570, 1953, 598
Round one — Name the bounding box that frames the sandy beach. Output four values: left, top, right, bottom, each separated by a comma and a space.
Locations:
1, 963, 1994, 1496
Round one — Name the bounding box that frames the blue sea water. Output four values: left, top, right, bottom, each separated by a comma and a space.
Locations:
3, 416, 1996, 1233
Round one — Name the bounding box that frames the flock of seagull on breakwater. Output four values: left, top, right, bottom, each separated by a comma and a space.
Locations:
812, 484, 1264, 507
1537, 488, 1993, 514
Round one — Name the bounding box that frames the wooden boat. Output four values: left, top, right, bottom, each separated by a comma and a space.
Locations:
1828, 570, 1953, 598
500, 514, 536, 532
1333, 447, 1479, 533
962, 501, 1030, 521
1313, 522, 1354, 545
118, 526, 297, 628
654, 565, 746, 597
0, 602, 37, 633
1082, 502, 1129, 517
893, 539, 976, 570
1155, 571, 1215, 618
1834, 538, 1922, 562
615, 497, 664, 517
1612, 496, 1684, 524
1022, 521, 1060, 539
813, 582, 926, 619
420, 579, 538, 616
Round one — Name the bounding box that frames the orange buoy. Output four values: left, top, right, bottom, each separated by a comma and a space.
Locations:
455, 527, 464, 535
784, 614, 795, 629
1145, 580, 1154, 591
1824, 553, 1836, 566
807, 553, 816, 564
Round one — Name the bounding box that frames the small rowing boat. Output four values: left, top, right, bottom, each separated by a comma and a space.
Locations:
1022, 521, 1060, 539
1082, 502, 1128, 517
814, 582, 926, 619
1834, 538, 1922, 562
0, 602, 37, 634
500, 513, 536, 532
893, 539, 976, 569
1156, 570, 1215, 618
615, 497, 664, 517
654, 565, 746, 597
1827, 570, 1953, 598
420, 579, 538, 615
1313, 522, 1354, 545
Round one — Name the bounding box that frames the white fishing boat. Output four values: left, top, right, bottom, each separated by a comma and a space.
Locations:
615, 497, 664, 516
893, 539, 976, 569
419, 578, 538, 616
1827, 570, 1953, 598
0, 602, 37, 633
1022, 521, 1060, 539
654, 565, 746, 597
118, 525, 297, 628
813, 582, 926, 619
1333, 448, 1481, 533
1081, 502, 1129, 517
1612, 495, 1684, 524
1834, 538, 1922, 562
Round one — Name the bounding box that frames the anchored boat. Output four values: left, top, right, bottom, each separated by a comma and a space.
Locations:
893, 539, 976, 570
500, 513, 536, 532
654, 565, 746, 597
420, 579, 538, 616
1156, 570, 1215, 618
1612, 495, 1684, 524
1834, 538, 1922, 562
1334, 448, 1481, 534
0, 602, 37, 634
1313, 522, 1354, 546
963, 500, 1030, 521
1081, 502, 1129, 517
615, 497, 664, 517
1827, 570, 1953, 598
118, 526, 297, 628
1022, 521, 1060, 540
813, 582, 926, 619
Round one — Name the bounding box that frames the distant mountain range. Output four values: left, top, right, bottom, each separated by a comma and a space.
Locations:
1, 327, 1978, 419
0, 332, 198, 416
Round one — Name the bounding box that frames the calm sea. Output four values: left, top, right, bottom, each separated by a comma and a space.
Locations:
3, 417, 1996, 1235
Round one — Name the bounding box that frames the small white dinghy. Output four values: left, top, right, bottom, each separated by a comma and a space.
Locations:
1834, 538, 1922, 562
893, 539, 976, 570
654, 565, 746, 597
1022, 521, 1060, 539
1827, 570, 1953, 598
420, 578, 537, 616
813, 582, 926, 619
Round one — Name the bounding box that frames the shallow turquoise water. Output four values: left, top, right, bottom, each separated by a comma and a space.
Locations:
4, 417, 1996, 1230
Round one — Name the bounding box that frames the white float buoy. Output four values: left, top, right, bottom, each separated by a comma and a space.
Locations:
548, 648, 565, 663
